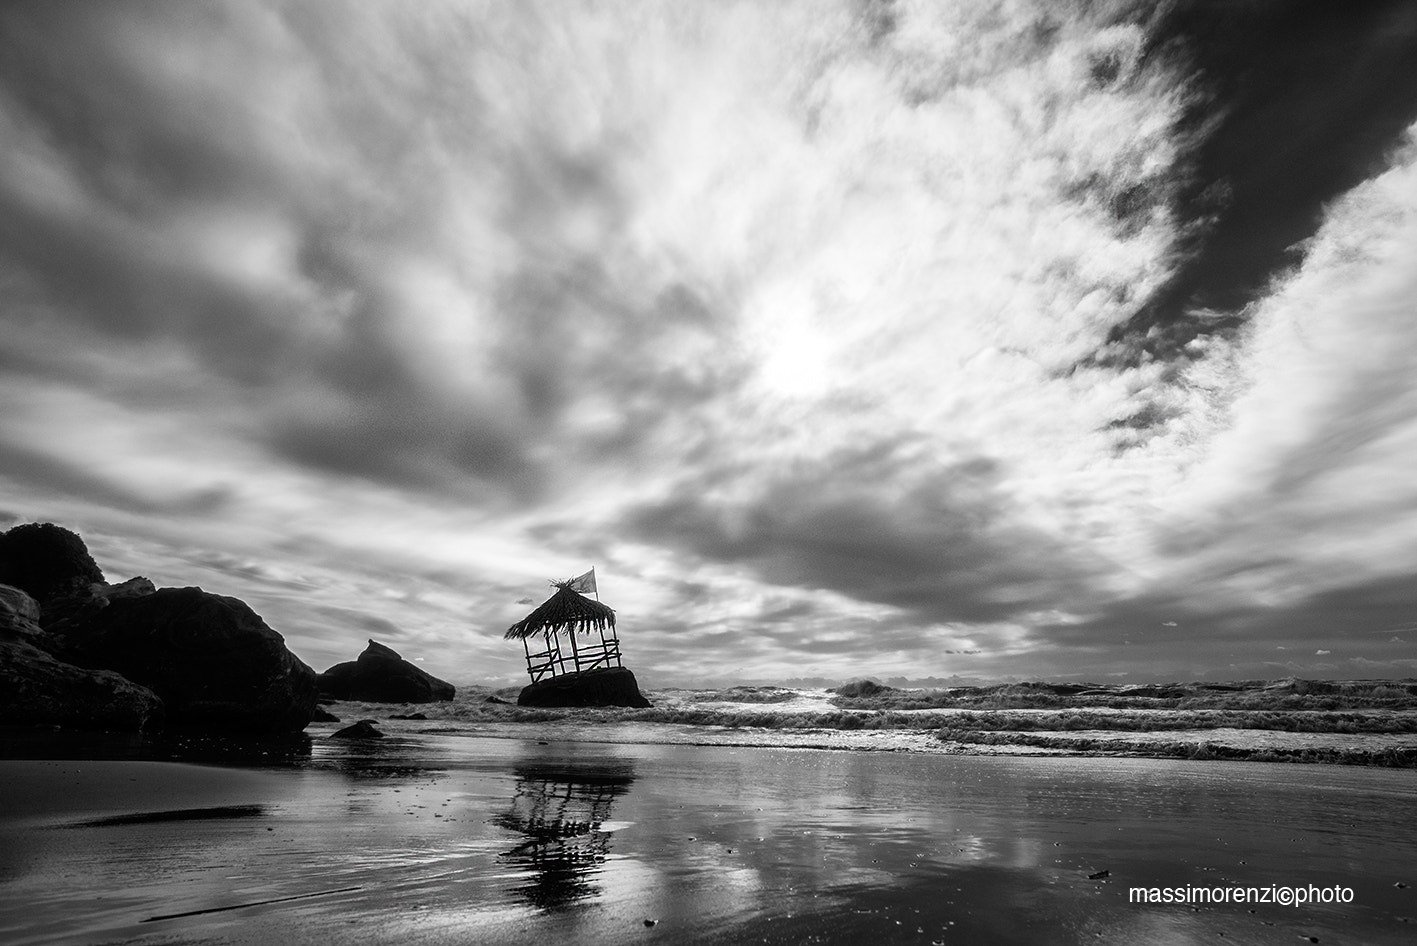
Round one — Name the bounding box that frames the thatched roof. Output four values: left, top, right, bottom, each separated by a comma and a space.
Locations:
505, 586, 616, 640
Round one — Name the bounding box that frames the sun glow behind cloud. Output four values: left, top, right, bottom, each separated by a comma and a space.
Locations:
2, 1, 1417, 684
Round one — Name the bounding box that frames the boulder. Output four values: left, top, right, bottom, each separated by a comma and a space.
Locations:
516, 666, 651, 708
0, 522, 105, 603
331, 719, 384, 739
63, 586, 318, 733
0, 638, 164, 732
0, 582, 45, 644
41, 576, 157, 634
318, 640, 455, 703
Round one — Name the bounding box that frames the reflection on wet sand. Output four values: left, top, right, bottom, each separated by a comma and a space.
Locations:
494, 758, 636, 912
312, 736, 450, 782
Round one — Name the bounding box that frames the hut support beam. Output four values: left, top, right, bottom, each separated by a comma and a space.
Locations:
568, 625, 581, 673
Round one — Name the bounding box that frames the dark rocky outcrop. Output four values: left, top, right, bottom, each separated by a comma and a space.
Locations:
0, 523, 323, 736
318, 640, 455, 704
516, 666, 651, 708
331, 719, 384, 739
310, 706, 340, 723
62, 587, 318, 734
0, 522, 105, 603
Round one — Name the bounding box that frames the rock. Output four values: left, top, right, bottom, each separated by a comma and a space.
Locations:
41, 576, 157, 634
317, 640, 455, 703
310, 706, 340, 722
97, 577, 156, 602
331, 719, 384, 739
0, 638, 164, 732
516, 666, 651, 708
62, 586, 317, 733
0, 522, 105, 603
389, 712, 427, 720
0, 583, 45, 644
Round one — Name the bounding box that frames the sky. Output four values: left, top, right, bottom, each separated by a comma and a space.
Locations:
3, 0, 1417, 688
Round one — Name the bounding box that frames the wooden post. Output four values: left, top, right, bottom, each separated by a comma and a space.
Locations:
567, 624, 581, 674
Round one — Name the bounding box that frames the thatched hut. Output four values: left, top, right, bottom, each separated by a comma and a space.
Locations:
506, 584, 621, 683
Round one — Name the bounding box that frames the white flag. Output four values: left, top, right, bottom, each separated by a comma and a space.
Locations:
566, 568, 596, 594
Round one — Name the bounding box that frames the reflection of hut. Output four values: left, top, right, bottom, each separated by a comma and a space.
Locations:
506, 582, 621, 683
494, 759, 636, 912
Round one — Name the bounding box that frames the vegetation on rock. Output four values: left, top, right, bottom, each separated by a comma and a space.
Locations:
0, 522, 105, 602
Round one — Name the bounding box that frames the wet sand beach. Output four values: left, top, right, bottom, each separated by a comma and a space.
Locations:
3, 729, 1415, 945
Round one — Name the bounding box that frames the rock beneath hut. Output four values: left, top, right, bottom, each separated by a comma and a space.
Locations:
61, 586, 318, 734
516, 666, 651, 709
317, 640, 456, 704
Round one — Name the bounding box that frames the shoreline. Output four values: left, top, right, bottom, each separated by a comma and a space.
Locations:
299, 684, 1417, 768
9, 718, 1417, 771
6, 676, 1417, 768
398, 719, 1417, 766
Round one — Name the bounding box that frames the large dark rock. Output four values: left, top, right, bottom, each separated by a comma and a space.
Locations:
63, 586, 318, 733
0, 522, 105, 603
0, 638, 165, 732
318, 639, 456, 703
516, 666, 651, 708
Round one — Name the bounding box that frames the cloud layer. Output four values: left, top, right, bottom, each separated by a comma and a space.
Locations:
2, 0, 1416, 684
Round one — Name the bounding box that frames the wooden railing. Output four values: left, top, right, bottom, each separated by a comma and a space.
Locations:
524, 635, 623, 682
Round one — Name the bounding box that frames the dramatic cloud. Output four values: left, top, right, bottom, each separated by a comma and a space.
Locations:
2, 0, 1416, 684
